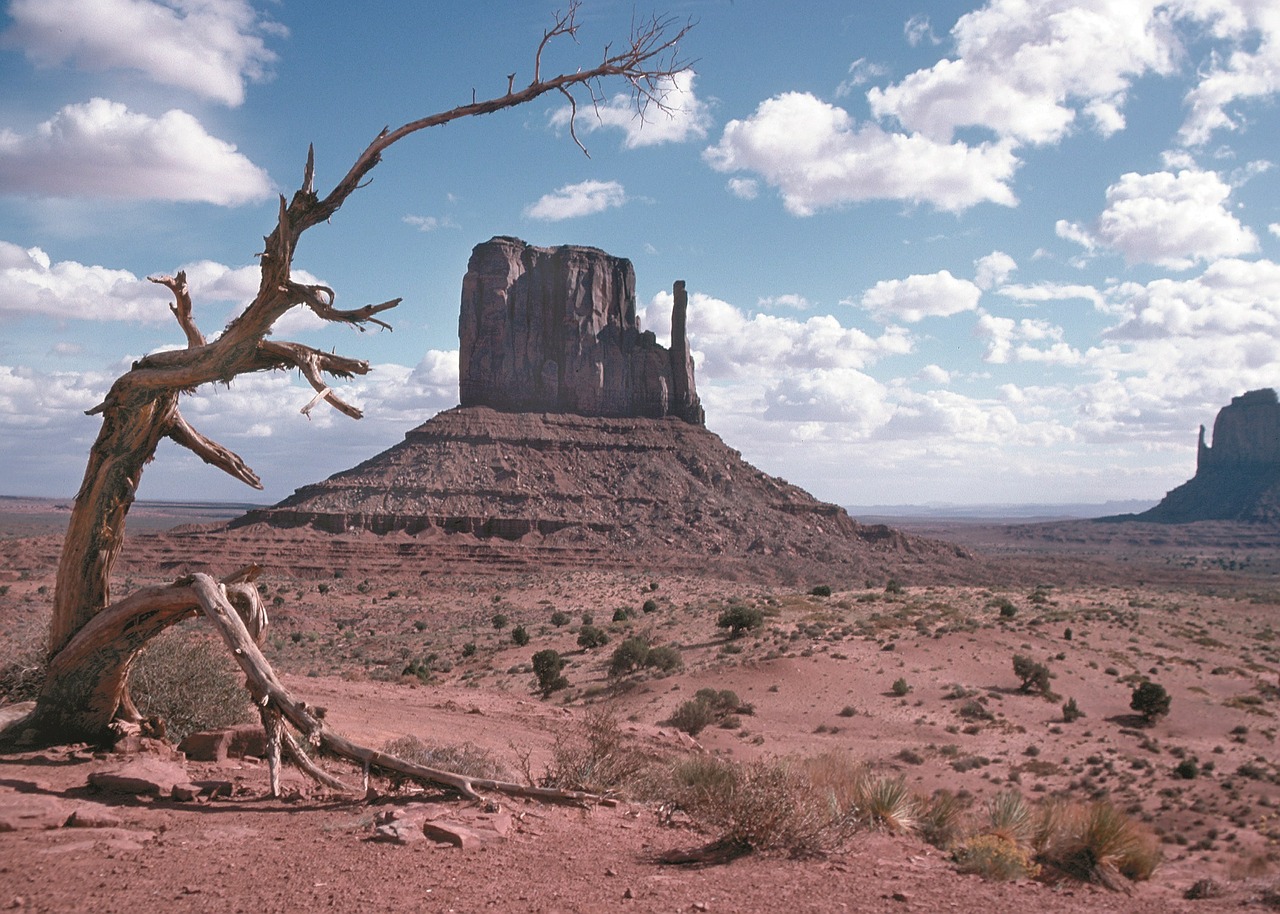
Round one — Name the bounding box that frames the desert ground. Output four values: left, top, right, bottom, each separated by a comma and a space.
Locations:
2, 500, 1280, 911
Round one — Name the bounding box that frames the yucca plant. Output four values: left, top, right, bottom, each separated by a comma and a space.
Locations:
985, 789, 1035, 847
856, 775, 918, 833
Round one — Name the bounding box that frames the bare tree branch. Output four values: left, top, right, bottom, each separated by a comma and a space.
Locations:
149, 272, 205, 348
166, 410, 262, 489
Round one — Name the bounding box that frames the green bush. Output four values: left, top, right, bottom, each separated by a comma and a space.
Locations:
641, 599, 658, 614
1173, 757, 1199, 779
491, 612, 509, 629
539, 708, 651, 794
1013, 654, 1051, 694
576, 624, 609, 649
891, 677, 910, 697
609, 637, 651, 677
131, 628, 251, 742
717, 604, 764, 637
550, 610, 571, 627
809, 585, 832, 597
461, 642, 477, 658
1130, 680, 1171, 724
1062, 697, 1083, 722
670, 698, 719, 736
531, 649, 568, 696
511, 625, 530, 646
644, 645, 683, 672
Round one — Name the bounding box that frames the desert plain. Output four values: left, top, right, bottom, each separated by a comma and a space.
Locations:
2, 499, 1280, 912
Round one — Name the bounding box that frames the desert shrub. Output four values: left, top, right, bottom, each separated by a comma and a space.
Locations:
1039, 800, 1162, 884
531, 649, 568, 696
918, 790, 966, 850
461, 642, 477, 658
809, 585, 832, 597
1130, 680, 1171, 723
954, 834, 1041, 881
609, 637, 650, 677
576, 624, 609, 649
1062, 697, 1083, 722
958, 699, 993, 721
510, 625, 530, 646
659, 752, 860, 855
612, 607, 631, 623
1028, 587, 1050, 605
885, 579, 905, 595
491, 612, 508, 629
669, 698, 719, 736
540, 708, 651, 794
403, 653, 441, 683
1013, 654, 1051, 695
1173, 757, 1199, 779
696, 688, 742, 713
0, 631, 45, 703
641, 599, 658, 614
717, 604, 764, 637
381, 734, 507, 780
580, 612, 594, 625
550, 610, 571, 627
131, 627, 251, 742
891, 677, 910, 697
989, 597, 1017, 618
644, 645, 682, 672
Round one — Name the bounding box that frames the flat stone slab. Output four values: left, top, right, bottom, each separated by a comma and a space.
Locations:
0, 791, 71, 832
88, 758, 194, 798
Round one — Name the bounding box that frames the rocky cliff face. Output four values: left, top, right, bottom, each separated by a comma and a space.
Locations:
1133, 389, 1280, 524
459, 236, 703, 425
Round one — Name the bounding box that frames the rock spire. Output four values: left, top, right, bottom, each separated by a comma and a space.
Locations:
458, 236, 703, 425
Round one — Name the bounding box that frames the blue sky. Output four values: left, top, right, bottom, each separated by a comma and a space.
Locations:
1, 0, 1279, 509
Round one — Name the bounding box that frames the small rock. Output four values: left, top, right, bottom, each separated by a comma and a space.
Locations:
88, 759, 190, 797
372, 820, 421, 845
623, 888, 634, 900
892, 892, 911, 903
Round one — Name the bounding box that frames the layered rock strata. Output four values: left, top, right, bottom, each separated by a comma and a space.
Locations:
232, 407, 929, 565
459, 236, 703, 425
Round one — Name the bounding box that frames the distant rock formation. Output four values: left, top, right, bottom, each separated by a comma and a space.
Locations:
1128, 389, 1280, 523
459, 236, 703, 425
231, 237, 969, 574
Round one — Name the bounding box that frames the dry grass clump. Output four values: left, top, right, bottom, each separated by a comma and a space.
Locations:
952, 792, 1159, 887
1038, 799, 1162, 886
381, 735, 508, 781
658, 751, 861, 856
131, 626, 251, 742
539, 708, 654, 795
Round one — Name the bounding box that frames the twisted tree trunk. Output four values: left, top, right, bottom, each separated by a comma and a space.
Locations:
4, 4, 691, 802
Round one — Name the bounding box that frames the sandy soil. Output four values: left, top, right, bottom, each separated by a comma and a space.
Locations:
2, 509, 1280, 911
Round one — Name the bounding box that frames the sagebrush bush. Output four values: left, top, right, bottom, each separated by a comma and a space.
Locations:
131, 627, 251, 742
540, 708, 651, 794
659, 752, 860, 855
531, 649, 568, 696
954, 834, 1041, 881
717, 604, 764, 636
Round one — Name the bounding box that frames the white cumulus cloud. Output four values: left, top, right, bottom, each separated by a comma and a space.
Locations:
859, 271, 983, 323
703, 92, 1018, 214
0, 98, 273, 205
1092, 168, 1259, 269
3, 0, 282, 107
867, 0, 1180, 145
523, 180, 627, 221
974, 251, 1017, 290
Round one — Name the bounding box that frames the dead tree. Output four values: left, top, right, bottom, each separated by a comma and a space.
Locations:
4, 4, 692, 802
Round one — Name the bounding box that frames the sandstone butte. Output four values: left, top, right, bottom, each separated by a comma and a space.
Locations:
231, 237, 968, 575
1124, 388, 1280, 524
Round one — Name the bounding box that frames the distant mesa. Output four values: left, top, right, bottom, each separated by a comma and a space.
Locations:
233, 237, 962, 571
1123, 388, 1280, 524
